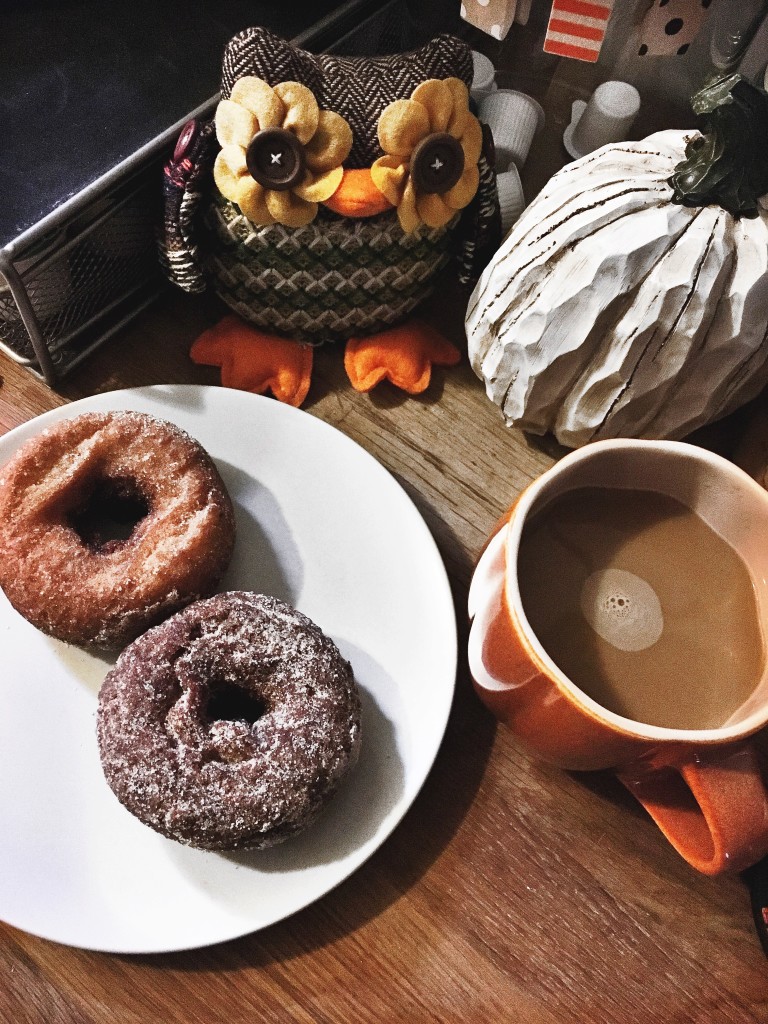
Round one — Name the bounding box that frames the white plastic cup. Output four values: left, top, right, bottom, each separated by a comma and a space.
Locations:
479, 89, 545, 169
496, 163, 526, 236
471, 51, 497, 102
563, 81, 641, 159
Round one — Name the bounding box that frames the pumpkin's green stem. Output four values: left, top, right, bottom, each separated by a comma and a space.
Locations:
669, 74, 768, 218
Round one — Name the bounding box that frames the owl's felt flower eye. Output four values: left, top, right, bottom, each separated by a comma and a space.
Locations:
370, 78, 483, 234
213, 77, 353, 228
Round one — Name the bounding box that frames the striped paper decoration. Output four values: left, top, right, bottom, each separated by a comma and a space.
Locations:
543, 0, 616, 62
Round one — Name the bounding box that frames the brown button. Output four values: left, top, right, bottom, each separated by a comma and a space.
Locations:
410, 132, 465, 195
245, 128, 305, 191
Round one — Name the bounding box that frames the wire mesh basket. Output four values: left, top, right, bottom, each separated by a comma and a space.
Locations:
0, 167, 165, 382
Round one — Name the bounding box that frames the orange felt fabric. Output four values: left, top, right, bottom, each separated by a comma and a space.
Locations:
323, 168, 393, 218
190, 315, 313, 406
344, 320, 461, 394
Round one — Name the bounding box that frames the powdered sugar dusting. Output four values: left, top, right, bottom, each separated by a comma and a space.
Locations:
97, 592, 362, 850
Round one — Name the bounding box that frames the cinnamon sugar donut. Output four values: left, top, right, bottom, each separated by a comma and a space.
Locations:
97, 591, 362, 850
0, 411, 235, 648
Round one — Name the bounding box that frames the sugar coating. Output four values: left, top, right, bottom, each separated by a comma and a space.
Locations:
97, 592, 362, 850
0, 411, 236, 648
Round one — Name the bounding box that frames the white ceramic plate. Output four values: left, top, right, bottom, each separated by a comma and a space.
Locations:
0, 385, 457, 953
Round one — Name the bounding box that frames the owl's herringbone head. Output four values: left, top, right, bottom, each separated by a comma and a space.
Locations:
220, 28, 473, 169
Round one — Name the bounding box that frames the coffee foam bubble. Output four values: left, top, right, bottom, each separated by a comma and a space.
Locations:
579, 568, 663, 652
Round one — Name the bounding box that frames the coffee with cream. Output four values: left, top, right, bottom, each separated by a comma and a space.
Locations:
518, 487, 764, 730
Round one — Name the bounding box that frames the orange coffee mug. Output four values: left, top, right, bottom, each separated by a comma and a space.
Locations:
468, 439, 768, 875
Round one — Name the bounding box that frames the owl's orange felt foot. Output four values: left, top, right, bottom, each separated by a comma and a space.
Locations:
190, 316, 313, 407
344, 320, 461, 394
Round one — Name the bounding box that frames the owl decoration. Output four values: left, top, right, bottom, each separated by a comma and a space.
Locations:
160, 28, 499, 405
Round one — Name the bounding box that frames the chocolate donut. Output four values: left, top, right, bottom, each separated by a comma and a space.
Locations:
97, 591, 362, 850
0, 411, 235, 648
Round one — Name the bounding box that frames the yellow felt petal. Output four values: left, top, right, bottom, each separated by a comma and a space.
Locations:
304, 110, 353, 172
273, 81, 319, 145
293, 166, 344, 203
444, 77, 470, 110
397, 179, 421, 234
265, 189, 318, 227
443, 163, 480, 211
215, 99, 257, 148
370, 155, 408, 205
416, 193, 453, 229
411, 80, 453, 133
235, 180, 275, 225
459, 114, 483, 168
443, 77, 471, 135
230, 77, 284, 129
446, 105, 469, 139
213, 146, 250, 201
378, 99, 430, 157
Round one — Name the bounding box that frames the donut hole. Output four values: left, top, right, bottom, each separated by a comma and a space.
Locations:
206, 681, 266, 726
69, 477, 150, 550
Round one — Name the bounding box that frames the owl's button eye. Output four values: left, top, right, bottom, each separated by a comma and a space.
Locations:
410, 132, 465, 195
245, 128, 306, 192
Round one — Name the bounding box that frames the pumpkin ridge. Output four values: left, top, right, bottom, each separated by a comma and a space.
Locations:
723, 320, 768, 404
721, 267, 768, 396
497, 181, 669, 265
649, 212, 725, 368
475, 186, 668, 331
592, 209, 717, 438
555, 141, 693, 181
466, 238, 559, 329
512, 150, 676, 223
551, 288, 652, 436
634, 214, 749, 438
603, 211, 741, 440
592, 319, 666, 440
500, 371, 519, 415
491, 192, 683, 345
651, 216, 768, 438
689, 297, 768, 429
466, 168, 672, 328
487, 196, 710, 436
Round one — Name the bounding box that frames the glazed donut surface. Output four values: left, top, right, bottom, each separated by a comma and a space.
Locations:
0, 410, 235, 648
97, 591, 362, 850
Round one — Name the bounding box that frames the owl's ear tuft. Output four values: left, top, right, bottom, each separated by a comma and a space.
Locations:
221, 27, 322, 98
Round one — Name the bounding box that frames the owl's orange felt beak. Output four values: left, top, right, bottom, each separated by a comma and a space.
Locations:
323, 168, 393, 218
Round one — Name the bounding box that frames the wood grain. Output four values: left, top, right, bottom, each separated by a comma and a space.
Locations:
1, 278, 767, 1024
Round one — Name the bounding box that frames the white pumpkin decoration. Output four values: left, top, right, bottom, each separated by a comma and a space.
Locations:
466, 76, 768, 447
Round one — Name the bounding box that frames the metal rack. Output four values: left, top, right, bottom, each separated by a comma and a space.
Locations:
0, 164, 166, 382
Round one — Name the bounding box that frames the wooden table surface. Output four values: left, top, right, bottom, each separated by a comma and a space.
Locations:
4, 30, 768, 1019
1, 278, 767, 1023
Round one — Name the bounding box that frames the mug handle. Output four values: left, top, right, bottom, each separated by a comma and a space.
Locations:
618, 742, 768, 875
